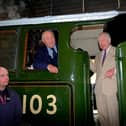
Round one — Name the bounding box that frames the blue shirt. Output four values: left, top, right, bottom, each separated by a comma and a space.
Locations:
47, 45, 57, 59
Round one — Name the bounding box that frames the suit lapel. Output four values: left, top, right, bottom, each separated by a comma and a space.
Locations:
102, 46, 114, 67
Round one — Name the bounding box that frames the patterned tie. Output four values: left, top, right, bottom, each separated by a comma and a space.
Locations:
102, 50, 106, 65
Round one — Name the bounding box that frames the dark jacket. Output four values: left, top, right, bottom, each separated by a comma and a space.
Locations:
33, 44, 58, 70
0, 87, 22, 126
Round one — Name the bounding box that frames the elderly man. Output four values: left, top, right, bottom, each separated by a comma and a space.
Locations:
0, 66, 22, 126
90, 32, 119, 126
33, 30, 58, 73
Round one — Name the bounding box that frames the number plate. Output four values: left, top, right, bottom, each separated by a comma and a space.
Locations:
11, 84, 72, 126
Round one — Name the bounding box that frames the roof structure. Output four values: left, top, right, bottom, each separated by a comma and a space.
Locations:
0, 10, 119, 27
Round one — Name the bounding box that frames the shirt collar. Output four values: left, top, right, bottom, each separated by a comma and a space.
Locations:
47, 45, 57, 58
102, 45, 112, 54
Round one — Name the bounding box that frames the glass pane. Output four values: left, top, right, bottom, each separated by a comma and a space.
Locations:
0, 30, 17, 70
70, 25, 103, 56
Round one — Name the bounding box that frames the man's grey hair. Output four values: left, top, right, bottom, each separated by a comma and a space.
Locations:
98, 32, 111, 44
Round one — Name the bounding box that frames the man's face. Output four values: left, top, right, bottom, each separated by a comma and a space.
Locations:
98, 34, 110, 50
0, 67, 9, 89
42, 31, 56, 48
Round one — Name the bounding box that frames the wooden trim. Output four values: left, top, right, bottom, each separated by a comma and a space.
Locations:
23, 32, 28, 70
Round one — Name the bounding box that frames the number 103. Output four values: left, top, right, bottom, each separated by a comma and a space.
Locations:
22, 94, 57, 115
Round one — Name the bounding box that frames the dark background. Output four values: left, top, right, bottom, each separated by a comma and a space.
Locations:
0, 0, 126, 19
0, 0, 126, 46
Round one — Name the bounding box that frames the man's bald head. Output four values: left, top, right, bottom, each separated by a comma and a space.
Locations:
0, 66, 8, 71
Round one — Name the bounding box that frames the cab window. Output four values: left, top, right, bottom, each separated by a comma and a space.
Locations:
0, 30, 17, 70
25, 29, 58, 72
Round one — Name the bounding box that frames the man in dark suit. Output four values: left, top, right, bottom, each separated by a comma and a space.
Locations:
33, 30, 58, 73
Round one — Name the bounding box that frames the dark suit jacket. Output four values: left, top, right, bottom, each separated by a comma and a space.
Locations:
33, 44, 58, 70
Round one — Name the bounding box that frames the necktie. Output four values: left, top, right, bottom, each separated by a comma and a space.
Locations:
51, 48, 57, 58
102, 50, 106, 65
51, 48, 58, 66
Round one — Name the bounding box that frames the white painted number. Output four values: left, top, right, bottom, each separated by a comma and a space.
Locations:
46, 94, 57, 115
22, 94, 57, 115
30, 95, 42, 114
22, 95, 27, 114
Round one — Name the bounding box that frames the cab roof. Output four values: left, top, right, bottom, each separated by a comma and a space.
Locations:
0, 10, 121, 27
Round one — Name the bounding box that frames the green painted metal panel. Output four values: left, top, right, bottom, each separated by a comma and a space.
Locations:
116, 42, 126, 126
11, 84, 72, 126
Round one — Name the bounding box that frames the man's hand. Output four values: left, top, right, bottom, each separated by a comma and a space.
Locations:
105, 67, 115, 78
47, 64, 58, 73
